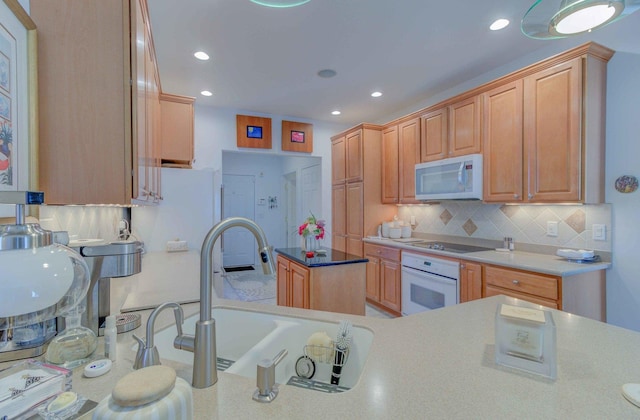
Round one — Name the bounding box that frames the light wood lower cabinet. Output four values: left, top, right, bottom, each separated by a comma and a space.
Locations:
459, 261, 483, 303
364, 244, 401, 316
276, 255, 366, 315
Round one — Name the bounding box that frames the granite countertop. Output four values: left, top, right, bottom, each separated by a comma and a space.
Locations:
275, 247, 368, 268
363, 237, 611, 276
11, 294, 640, 419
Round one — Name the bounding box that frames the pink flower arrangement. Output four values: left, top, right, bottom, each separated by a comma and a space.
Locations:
298, 212, 325, 239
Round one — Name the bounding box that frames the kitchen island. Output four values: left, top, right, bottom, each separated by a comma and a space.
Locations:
10, 294, 640, 419
274, 247, 367, 315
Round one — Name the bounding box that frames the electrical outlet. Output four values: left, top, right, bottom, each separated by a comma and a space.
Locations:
592, 224, 606, 241
166, 240, 188, 252
546, 221, 558, 237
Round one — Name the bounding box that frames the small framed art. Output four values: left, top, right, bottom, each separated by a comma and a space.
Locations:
281, 120, 312, 153
236, 114, 272, 149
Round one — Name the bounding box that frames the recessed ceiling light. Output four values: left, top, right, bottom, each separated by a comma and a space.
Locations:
317, 69, 337, 78
250, 0, 310, 8
201, 90, 213, 96
371, 91, 382, 98
331, 110, 341, 116
194, 51, 210, 60
490, 18, 510, 30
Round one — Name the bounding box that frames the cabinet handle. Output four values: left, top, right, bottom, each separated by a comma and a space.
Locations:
528, 193, 533, 199
460, 264, 465, 269
512, 280, 520, 285
513, 194, 519, 199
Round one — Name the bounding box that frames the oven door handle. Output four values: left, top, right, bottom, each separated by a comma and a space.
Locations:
401, 265, 458, 284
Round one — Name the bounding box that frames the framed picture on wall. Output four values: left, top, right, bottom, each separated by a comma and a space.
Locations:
0, 0, 37, 211
236, 114, 272, 149
282, 120, 312, 153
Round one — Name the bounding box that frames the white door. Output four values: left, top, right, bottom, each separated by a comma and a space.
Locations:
300, 164, 322, 223
222, 174, 255, 268
283, 172, 297, 247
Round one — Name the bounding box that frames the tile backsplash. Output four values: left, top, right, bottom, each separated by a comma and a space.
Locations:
397, 202, 612, 252
39, 206, 125, 242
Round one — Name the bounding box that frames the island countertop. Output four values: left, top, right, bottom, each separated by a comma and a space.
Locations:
5, 290, 640, 419
274, 247, 368, 267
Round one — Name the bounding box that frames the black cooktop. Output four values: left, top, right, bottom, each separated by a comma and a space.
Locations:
411, 241, 492, 254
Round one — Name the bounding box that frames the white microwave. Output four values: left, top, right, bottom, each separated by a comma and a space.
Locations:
415, 154, 483, 201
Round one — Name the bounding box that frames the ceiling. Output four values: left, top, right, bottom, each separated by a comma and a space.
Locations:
147, 0, 640, 125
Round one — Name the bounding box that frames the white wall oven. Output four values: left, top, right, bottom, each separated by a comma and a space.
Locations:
401, 251, 459, 316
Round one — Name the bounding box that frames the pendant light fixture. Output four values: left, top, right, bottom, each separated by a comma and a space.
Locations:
522, 0, 640, 39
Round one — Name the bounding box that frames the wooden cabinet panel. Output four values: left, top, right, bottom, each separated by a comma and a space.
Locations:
380, 259, 401, 312
485, 265, 558, 301
449, 96, 481, 157
420, 108, 448, 162
381, 126, 399, 204
331, 184, 346, 253
398, 118, 421, 204
346, 130, 363, 182
363, 243, 400, 316
290, 261, 310, 309
483, 80, 524, 202
524, 58, 582, 202
160, 93, 195, 168
485, 285, 558, 309
276, 256, 289, 306
331, 136, 346, 185
365, 256, 380, 301
346, 182, 364, 257
460, 261, 483, 303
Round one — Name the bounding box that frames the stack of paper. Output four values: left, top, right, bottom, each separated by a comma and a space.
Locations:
556, 249, 595, 259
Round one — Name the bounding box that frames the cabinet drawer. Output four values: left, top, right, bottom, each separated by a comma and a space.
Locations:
485, 266, 558, 300
363, 244, 400, 261
485, 285, 558, 309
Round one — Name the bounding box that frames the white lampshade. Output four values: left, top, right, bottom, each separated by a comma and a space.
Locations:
0, 245, 75, 317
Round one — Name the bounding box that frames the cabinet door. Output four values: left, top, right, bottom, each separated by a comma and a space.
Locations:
381, 126, 399, 204
331, 136, 346, 185
289, 262, 310, 309
380, 258, 401, 312
460, 261, 483, 303
483, 81, 524, 202
345, 130, 363, 182
524, 58, 582, 202
420, 108, 448, 162
449, 96, 481, 157
364, 250, 381, 301
398, 118, 421, 204
331, 184, 346, 253
346, 182, 364, 257
160, 94, 195, 167
276, 256, 289, 306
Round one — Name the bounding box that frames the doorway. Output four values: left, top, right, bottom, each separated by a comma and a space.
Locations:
222, 174, 256, 268
283, 171, 297, 247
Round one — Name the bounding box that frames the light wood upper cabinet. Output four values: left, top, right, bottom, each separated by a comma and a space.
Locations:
524, 58, 582, 203
398, 118, 421, 204
345, 130, 364, 183
420, 108, 448, 162
331, 135, 346, 185
381, 126, 399, 204
160, 93, 195, 168
448, 95, 482, 157
381, 118, 420, 204
483, 80, 524, 202
33, 0, 162, 205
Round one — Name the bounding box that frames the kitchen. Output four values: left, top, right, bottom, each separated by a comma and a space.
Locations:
1, 0, 640, 417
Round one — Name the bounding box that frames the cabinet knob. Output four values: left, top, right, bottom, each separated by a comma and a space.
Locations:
528, 193, 533, 199
460, 264, 465, 269
513, 194, 519, 199
512, 280, 520, 285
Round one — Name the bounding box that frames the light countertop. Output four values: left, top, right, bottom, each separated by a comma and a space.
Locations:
363, 237, 611, 276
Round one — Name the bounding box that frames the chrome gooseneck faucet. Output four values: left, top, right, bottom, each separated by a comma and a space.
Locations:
173, 217, 275, 389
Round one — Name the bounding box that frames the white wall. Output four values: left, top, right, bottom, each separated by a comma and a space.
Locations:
604, 52, 640, 330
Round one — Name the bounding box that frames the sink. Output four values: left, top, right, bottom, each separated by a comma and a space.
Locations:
151, 307, 374, 390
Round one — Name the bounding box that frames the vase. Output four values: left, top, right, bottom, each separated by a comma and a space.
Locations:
302, 235, 319, 252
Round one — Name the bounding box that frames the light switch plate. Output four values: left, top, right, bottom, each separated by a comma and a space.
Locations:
592, 224, 606, 241
546, 221, 558, 237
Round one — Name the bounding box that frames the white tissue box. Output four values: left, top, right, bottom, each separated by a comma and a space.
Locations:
556, 249, 594, 259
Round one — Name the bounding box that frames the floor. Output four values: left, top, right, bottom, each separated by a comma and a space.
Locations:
221, 269, 393, 319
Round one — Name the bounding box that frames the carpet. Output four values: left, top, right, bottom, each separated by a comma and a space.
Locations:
223, 271, 276, 302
